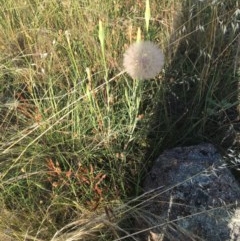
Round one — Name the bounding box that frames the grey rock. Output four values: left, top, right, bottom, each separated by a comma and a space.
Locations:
138, 143, 240, 241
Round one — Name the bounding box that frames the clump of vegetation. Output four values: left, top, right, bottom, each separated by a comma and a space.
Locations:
0, 0, 239, 240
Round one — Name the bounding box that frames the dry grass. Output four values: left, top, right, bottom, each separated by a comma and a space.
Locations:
0, 0, 239, 240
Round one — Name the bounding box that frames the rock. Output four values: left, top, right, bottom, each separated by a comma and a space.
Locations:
138, 143, 240, 241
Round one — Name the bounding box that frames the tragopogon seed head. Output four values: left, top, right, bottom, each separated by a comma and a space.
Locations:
123, 41, 164, 80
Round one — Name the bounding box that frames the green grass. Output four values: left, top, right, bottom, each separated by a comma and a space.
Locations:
0, 0, 239, 240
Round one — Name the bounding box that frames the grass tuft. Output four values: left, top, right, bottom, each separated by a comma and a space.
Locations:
0, 0, 239, 240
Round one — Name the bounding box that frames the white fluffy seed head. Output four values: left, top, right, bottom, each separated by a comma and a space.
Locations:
123, 41, 164, 80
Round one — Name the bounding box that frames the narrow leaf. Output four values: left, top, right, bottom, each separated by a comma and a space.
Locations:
145, 0, 151, 32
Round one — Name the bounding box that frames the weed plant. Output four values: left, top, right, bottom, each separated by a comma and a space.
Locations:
0, 0, 239, 240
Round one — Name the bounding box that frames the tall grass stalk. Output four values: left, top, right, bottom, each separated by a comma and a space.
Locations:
98, 19, 110, 113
